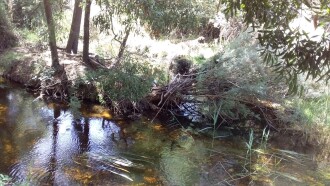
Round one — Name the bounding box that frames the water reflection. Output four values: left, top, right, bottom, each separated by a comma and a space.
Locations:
46, 107, 59, 185
1, 80, 330, 185
0, 82, 130, 184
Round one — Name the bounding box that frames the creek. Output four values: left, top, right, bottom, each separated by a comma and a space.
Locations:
0, 78, 329, 185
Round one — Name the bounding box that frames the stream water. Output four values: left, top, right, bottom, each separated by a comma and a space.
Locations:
0, 78, 330, 185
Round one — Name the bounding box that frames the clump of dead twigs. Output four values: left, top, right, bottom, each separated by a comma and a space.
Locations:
146, 31, 288, 131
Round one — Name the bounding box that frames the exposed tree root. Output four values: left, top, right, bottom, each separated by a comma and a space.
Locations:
38, 67, 69, 101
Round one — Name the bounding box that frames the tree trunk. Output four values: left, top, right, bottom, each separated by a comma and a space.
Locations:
43, 0, 60, 70
114, 27, 131, 66
65, 0, 82, 54
83, 0, 92, 65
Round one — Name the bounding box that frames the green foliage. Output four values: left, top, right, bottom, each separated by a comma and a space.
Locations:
241, 129, 309, 184
260, 29, 329, 94
0, 51, 23, 73
0, 0, 17, 50
222, 0, 330, 93
288, 95, 330, 127
94, 0, 216, 38
8, 0, 69, 29
197, 31, 281, 121
7, 0, 70, 45
83, 56, 165, 104
20, 29, 42, 43
32, 62, 55, 81
192, 55, 207, 65
135, 0, 214, 37
244, 129, 254, 172
0, 174, 12, 185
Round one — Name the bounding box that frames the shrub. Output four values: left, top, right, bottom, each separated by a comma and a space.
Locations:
83, 56, 166, 105
0, 51, 23, 73
196, 30, 284, 123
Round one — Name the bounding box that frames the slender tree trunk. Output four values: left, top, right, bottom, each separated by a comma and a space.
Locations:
83, 0, 92, 65
43, 0, 60, 70
66, 0, 82, 54
114, 27, 131, 67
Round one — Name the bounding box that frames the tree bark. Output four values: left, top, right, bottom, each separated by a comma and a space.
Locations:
113, 27, 131, 67
83, 0, 92, 65
43, 0, 60, 70
66, 0, 82, 54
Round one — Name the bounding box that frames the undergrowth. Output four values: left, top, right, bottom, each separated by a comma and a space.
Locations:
0, 1, 17, 51
0, 51, 23, 73
75, 55, 166, 111
196, 30, 285, 125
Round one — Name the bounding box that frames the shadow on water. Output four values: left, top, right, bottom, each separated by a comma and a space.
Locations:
0, 78, 330, 185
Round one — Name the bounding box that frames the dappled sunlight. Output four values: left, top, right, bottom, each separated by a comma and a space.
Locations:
63, 167, 94, 184
152, 123, 164, 131
289, 5, 325, 42
1, 0, 330, 185
81, 105, 113, 120
0, 82, 329, 185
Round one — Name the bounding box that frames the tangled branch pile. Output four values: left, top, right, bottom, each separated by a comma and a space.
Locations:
148, 31, 287, 129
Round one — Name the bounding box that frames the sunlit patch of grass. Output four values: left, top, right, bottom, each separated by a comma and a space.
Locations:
192, 55, 206, 65
286, 93, 330, 129
288, 95, 330, 127
19, 29, 43, 44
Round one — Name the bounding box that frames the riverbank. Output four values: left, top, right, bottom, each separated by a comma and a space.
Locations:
1, 37, 330, 159
0, 80, 330, 185
2, 27, 330, 174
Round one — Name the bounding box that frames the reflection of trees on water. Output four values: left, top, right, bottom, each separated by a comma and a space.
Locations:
102, 118, 128, 148
72, 117, 90, 153
0, 88, 18, 173
46, 105, 92, 184
0, 87, 126, 183
46, 106, 60, 184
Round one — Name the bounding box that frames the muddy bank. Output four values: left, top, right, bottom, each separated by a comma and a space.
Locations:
1, 48, 98, 102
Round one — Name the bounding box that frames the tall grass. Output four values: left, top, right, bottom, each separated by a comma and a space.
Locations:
289, 94, 330, 127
